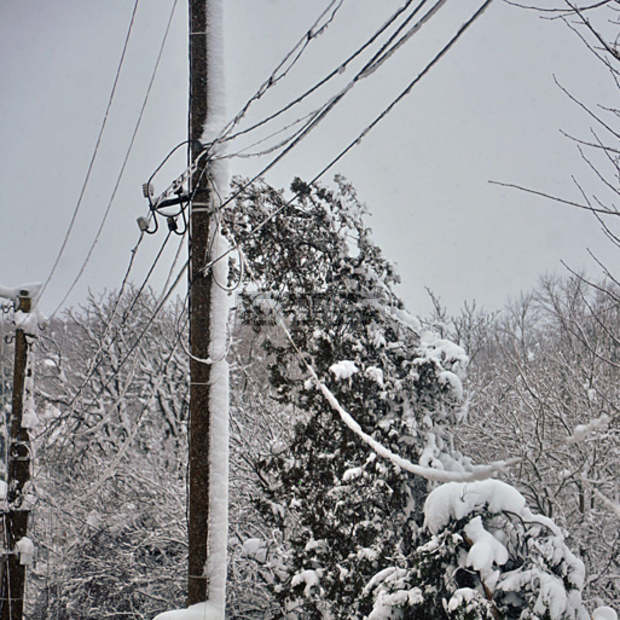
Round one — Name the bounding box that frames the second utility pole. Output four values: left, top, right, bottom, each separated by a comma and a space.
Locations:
2, 291, 34, 620
188, 0, 212, 606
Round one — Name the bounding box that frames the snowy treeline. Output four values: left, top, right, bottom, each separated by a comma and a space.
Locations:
0, 177, 616, 618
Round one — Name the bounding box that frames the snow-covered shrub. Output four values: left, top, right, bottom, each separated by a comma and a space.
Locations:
365, 479, 591, 619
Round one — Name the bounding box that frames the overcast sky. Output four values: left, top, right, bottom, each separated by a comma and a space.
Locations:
0, 0, 616, 318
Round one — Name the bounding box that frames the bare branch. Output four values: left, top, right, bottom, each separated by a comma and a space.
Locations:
559, 128, 620, 154
554, 74, 620, 139
489, 180, 620, 215
503, 0, 614, 14
565, 0, 620, 60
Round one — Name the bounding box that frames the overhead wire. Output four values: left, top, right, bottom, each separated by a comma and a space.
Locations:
216, 0, 346, 144
46, 0, 490, 428
37, 0, 140, 306
55, 230, 147, 410
149, 0, 416, 209
217, 0, 435, 167
49, 0, 180, 319
203, 0, 494, 274
218, 0, 416, 146
141, 0, 345, 212
37, 251, 189, 462
45, 223, 184, 441
205, 0, 442, 221
124, 229, 173, 317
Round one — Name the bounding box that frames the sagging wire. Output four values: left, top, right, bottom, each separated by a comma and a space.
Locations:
39, 254, 189, 449
124, 229, 174, 318
151, 0, 413, 212
38, 229, 147, 437
208, 179, 245, 294
38, 221, 186, 447
141, 0, 345, 218
211, 110, 318, 161
216, 0, 345, 144
217, 0, 419, 148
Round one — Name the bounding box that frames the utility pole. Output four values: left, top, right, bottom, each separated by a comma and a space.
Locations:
188, 0, 212, 606
2, 291, 34, 620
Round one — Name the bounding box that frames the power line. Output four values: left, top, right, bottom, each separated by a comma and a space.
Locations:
57, 230, 147, 407
60, 0, 492, 416
125, 230, 173, 316
157, 0, 446, 225
216, 0, 346, 144
207, 0, 448, 232
145, 0, 348, 216
219, 0, 418, 147
45, 226, 184, 439
204, 0, 494, 273
50, 0, 180, 318
38, 0, 140, 306
149, 0, 415, 210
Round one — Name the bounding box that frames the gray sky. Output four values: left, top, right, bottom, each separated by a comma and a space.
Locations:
0, 0, 616, 317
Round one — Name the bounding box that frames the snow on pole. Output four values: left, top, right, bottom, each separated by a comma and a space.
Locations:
163, 0, 230, 615
204, 227, 231, 613
0, 283, 42, 304
203, 0, 230, 613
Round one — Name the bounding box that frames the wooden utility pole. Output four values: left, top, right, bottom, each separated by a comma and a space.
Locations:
2, 291, 33, 620
188, 0, 212, 606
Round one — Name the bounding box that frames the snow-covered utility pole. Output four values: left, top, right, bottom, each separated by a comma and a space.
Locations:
187, 0, 230, 613
188, 0, 212, 605
1, 287, 38, 620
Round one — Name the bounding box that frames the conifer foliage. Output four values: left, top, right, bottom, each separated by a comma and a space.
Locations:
225, 176, 471, 617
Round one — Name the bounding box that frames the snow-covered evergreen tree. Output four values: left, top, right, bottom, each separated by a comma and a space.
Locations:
225, 176, 474, 617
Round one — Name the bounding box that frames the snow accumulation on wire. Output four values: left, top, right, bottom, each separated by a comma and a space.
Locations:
316, 380, 518, 483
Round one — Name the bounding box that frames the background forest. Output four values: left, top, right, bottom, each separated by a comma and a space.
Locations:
0, 174, 617, 617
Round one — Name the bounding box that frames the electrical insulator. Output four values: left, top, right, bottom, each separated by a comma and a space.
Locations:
167, 217, 178, 232
142, 182, 154, 198
136, 216, 149, 232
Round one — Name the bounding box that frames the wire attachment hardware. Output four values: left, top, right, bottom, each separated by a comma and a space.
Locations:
142, 182, 154, 199
167, 217, 178, 232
